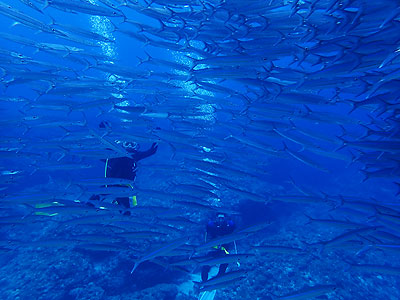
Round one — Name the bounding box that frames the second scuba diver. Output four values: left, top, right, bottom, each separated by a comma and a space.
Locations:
201, 212, 236, 282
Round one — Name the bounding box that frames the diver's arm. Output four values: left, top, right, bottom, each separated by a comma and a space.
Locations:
131, 143, 158, 161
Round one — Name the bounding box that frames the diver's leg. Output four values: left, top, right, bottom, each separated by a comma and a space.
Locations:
116, 197, 131, 215
89, 194, 100, 200
201, 265, 211, 282
87, 194, 101, 207
116, 197, 130, 208
217, 263, 228, 277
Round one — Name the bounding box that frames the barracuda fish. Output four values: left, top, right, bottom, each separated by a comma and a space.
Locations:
70, 234, 124, 243
338, 199, 400, 216
112, 104, 146, 114
74, 243, 128, 252
357, 243, 400, 256
349, 263, 400, 276
370, 231, 400, 243
238, 222, 272, 234
24, 203, 100, 216
189, 54, 268, 68
1, 193, 59, 204
58, 213, 130, 228
191, 67, 264, 80
224, 184, 267, 203
305, 145, 355, 163
195, 232, 251, 253
0, 215, 49, 225
168, 182, 218, 199
75, 177, 135, 187
117, 231, 167, 240
156, 215, 197, 227
273, 285, 337, 300
273, 128, 322, 150
170, 256, 209, 267
0, 1, 66, 36
22, 239, 80, 249
200, 269, 248, 288
174, 200, 216, 212
304, 215, 366, 229
81, 186, 135, 199
150, 0, 201, 6
375, 212, 400, 226
131, 236, 190, 273
195, 254, 254, 267
44, 0, 125, 17
52, 21, 115, 43
224, 134, 284, 157
315, 226, 381, 253
283, 143, 329, 173
122, 2, 174, 21
88, 129, 132, 158
199, 277, 244, 292
340, 139, 400, 154
19, 0, 44, 14
138, 51, 191, 72
270, 195, 332, 205
253, 245, 304, 255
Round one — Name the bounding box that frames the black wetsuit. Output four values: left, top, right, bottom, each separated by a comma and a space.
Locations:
201, 219, 236, 282
89, 142, 157, 208
105, 144, 157, 208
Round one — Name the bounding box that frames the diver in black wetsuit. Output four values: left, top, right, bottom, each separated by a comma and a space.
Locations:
90, 121, 158, 209
201, 212, 236, 282
105, 141, 158, 208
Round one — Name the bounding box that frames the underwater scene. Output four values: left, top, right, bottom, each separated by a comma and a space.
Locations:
0, 0, 399, 299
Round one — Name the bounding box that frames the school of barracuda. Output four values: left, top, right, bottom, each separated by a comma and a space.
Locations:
0, 0, 399, 299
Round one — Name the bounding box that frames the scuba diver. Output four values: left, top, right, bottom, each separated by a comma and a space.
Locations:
89, 121, 158, 209
201, 212, 236, 282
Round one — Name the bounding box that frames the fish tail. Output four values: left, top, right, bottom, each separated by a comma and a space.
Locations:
394, 181, 400, 196
223, 134, 234, 141
303, 213, 313, 225
130, 260, 140, 274
360, 169, 370, 182
43, 0, 49, 10
355, 244, 373, 256
334, 136, 347, 152
137, 50, 152, 66
347, 101, 358, 114
342, 258, 356, 271
282, 141, 288, 151
20, 203, 35, 218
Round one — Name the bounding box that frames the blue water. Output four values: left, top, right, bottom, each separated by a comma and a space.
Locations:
0, 0, 399, 299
